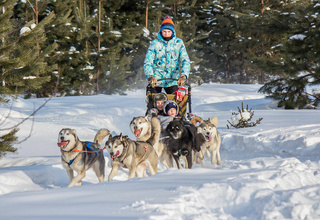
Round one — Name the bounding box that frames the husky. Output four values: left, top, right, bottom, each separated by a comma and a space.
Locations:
57, 128, 110, 187
129, 116, 173, 168
191, 116, 221, 165
166, 118, 206, 169
105, 133, 158, 181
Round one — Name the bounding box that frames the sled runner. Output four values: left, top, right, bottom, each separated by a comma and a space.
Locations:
145, 78, 192, 118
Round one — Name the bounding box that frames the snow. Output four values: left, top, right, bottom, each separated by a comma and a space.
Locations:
289, 34, 307, 41
230, 109, 251, 125
30, 23, 36, 29
110, 30, 122, 37
143, 27, 150, 37
22, 76, 37, 80
19, 27, 31, 35
0, 83, 320, 220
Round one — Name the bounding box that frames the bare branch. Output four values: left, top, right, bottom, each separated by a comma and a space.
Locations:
0, 97, 52, 131
0, 98, 14, 126
227, 102, 263, 129
14, 113, 35, 144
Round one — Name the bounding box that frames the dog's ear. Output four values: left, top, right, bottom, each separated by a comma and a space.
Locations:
210, 116, 218, 127
108, 134, 113, 140
119, 133, 123, 141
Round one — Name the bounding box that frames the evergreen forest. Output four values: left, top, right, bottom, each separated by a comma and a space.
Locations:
1, 0, 319, 108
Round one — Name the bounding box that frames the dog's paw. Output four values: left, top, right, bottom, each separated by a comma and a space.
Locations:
173, 151, 179, 156
68, 181, 82, 187
181, 150, 189, 156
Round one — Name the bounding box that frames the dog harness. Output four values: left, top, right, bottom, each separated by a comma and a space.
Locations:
60, 142, 105, 166
133, 140, 148, 152
73, 141, 106, 154
135, 141, 154, 162
68, 158, 75, 166
112, 138, 152, 164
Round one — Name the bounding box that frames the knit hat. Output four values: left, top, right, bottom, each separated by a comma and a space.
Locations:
164, 100, 178, 116
160, 16, 174, 33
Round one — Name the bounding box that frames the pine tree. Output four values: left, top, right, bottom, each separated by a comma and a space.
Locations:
241, 0, 297, 84
258, 0, 320, 109
188, 0, 223, 83
95, 0, 148, 94
200, 0, 262, 83
69, 0, 96, 95
195, 0, 301, 85
200, 0, 240, 83
8, 0, 58, 97
0, 0, 19, 158
0, 128, 18, 158
44, 0, 87, 96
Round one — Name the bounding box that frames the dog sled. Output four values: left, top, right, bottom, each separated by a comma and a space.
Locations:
145, 78, 192, 118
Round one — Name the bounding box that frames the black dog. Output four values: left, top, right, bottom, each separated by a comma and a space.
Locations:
165, 117, 206, 169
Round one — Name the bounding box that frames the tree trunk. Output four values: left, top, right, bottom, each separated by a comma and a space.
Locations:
54, 64, 61, 94
226, 60, 230, 83
96, 0, 101, 93
146, 2, 148, 28
239, 54, 244, 84
260, 71, 265, 84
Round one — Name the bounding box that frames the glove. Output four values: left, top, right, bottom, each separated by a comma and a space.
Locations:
148, 76, 157, 88
147, 108, 159, 117
178, 74, 187, 86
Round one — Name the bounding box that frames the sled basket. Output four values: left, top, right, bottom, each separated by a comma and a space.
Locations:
145, 78, 192, 118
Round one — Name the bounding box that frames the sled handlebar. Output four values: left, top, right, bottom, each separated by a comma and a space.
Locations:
147, 78, 191, 88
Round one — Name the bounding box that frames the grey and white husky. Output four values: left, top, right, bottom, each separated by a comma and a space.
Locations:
191, 116, 221, 165
129, 116, 173, 168
57, 128, 110, 187
105, 133, 158, 181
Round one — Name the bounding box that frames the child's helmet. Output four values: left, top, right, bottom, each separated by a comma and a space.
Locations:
153, 93, 168, 106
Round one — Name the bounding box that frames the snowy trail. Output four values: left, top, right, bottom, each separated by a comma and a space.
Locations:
1, 156, 320, 220
0, 83, 320, 220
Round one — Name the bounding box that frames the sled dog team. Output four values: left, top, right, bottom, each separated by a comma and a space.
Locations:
57, 115, 221, 187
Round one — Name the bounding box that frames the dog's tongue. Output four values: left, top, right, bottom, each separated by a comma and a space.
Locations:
206, 135, 212, 142
111, 151, 120, 159
57, 141, 68, 148
134, 128, 142, 137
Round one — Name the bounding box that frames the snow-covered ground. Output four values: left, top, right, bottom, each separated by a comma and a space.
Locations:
0, 83, 320, 220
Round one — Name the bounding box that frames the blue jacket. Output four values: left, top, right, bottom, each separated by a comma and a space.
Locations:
144, 30, 191, 87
